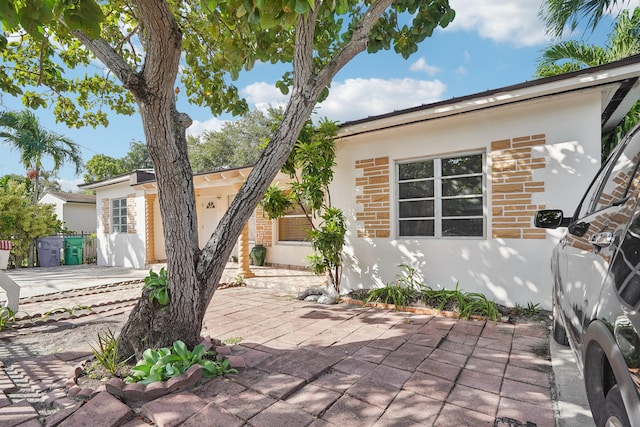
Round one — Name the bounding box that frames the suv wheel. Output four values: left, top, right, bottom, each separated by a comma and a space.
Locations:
603, 385, 630, 427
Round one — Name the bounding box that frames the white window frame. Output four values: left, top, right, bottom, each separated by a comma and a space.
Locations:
396, 152, 486, 239
111, 198, 128, 233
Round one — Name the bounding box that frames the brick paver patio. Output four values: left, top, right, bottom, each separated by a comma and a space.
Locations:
1, 285, 555, 426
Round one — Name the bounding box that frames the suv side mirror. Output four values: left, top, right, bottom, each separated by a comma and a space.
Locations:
534, 209, 569, 229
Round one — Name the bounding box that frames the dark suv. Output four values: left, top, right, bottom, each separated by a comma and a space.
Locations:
535, 125, 640, 426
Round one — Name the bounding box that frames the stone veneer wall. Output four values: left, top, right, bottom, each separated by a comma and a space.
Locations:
491, 134, 547, 239
254, 205, 273, 247
355, 157, 391, 238
101, 198, 110, 234
127, 194, 136, 234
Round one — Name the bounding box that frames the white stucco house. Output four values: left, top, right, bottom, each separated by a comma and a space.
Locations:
39, 191, 97, 234
80, 55, 640, 308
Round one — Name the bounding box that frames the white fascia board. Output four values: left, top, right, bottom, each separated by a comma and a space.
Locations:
338, 61, 640, 138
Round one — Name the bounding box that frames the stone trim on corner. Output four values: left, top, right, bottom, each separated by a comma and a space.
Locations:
491, 134, 546, 239
127, 193, 137, 234
254, 204, 273, 247
355, 156, 390, 238
101, 198, 110, 235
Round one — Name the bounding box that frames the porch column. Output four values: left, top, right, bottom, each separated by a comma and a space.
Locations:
237, 222, 255, 278
145, 194, 158, 264
233, 182, 254, 278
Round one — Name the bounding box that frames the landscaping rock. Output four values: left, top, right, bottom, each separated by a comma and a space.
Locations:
296, 287, 325, 300
298, 286, 338, 304
317, 294, 337, 305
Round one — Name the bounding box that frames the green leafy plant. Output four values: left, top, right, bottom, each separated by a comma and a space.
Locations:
306, 207, 346, 294
0, 307, 16, 330
365, 283, 417, 309
143, 267, 169, 306
513, 302, 541, 317
90, 329, 132, 375
396, 263, 426, 291
125, 340, 237, 384
421, 283, 500, 321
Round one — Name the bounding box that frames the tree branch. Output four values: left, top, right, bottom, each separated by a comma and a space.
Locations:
72, 30, 144, 96
315, 0, 394, 90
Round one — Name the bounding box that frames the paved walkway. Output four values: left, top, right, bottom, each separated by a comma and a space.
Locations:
0, 266, 593, 426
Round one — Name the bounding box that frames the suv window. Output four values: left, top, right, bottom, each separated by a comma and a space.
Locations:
576, 134, 640, 220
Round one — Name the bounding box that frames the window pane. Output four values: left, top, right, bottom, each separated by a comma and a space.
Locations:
113, 217, 120, 226
442, 218, 484, 236
442, 176, 482, 196
399, 161, 433, 180
399, 200, 434, 218
442, 154, 482, 176
442, 197, 483, 216
399, 180, 434, 199
399, 219, 434, 236
278, 217, 311, 241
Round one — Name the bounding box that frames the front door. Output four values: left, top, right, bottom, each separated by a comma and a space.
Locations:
199, 196, 218, 248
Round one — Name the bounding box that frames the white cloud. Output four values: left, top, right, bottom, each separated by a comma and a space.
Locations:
235, 78, 446, 124
609, 1, 640, 14
186, 117, 227, 137
315, 78, 447, 123
455, 66, 468, 76
409, 58, 441, 76
446, 0, 549, 47
241, 82, 289, 111
58, 178, 85, 192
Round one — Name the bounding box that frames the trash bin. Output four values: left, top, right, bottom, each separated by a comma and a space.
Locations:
64, 237, 84, 265
0, 240, 11, 270
250, 244, 267, 266
36, 236, 64, 267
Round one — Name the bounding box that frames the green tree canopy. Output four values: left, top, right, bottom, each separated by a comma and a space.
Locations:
542, 0, 628, 37
188, 108, 279, 172
0, 109, 82, 204
83, 140, 152, 182
537, 7, 640, 158
0, 179, 63, 267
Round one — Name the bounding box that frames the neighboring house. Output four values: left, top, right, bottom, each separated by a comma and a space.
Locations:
331, 54, 640, 309
80, 55, 640, 308
79, 168, 313, 270
39, 191, 97, 234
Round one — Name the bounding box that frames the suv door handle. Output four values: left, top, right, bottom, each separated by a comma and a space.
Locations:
589, 232, 614, 248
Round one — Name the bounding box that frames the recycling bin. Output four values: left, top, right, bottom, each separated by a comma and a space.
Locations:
36, 236, 64, 267
64, 236, 84, 265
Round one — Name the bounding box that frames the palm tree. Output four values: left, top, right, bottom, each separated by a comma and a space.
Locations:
542, 0, 627, 38
0, 110, 83, 204
536, 7, 640, 158
0, 110, 83, 267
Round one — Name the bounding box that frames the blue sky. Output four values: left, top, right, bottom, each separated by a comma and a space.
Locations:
1, 0, 637, 191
